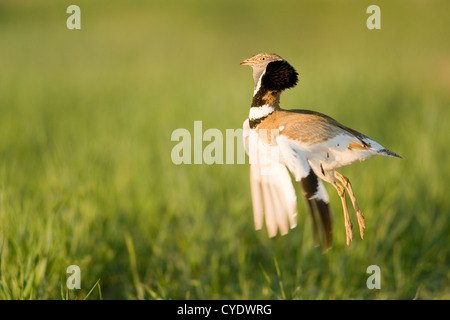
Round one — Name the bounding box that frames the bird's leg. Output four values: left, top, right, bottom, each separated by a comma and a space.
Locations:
331, 181, 352, 246
334, 171, 365, 239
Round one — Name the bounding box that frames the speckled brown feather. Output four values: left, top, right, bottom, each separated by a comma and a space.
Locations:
255, 109, 368, 145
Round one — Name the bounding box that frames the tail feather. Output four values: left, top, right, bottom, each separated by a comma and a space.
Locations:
378, 148, 403, 159
362, 136, 403, 159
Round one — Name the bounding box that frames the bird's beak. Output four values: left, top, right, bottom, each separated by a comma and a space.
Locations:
240, 58, 252, 66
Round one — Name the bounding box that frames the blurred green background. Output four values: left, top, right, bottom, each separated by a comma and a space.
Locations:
0, 0, 448, 299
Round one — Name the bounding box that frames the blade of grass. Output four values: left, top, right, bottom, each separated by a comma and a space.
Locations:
84, 279, 102, 300
124, 232, 144, 300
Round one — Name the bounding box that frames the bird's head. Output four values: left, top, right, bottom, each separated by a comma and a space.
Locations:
241, 53, 298, 91
240, 52, 283, 67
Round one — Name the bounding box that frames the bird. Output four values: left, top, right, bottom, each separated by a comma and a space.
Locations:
240, 52, 402, 250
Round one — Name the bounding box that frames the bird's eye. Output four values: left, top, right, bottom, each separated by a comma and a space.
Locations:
261, 57, 265, 60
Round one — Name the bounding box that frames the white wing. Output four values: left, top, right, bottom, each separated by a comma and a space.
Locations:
277, 134, 332, 248
277, 135, 329, 203
243, 119, 297, 237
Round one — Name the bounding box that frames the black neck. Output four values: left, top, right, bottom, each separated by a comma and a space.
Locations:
251, 60, 298, 108
251, 89, 280, 108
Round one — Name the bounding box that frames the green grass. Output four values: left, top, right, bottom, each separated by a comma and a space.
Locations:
0, 0, 449, 299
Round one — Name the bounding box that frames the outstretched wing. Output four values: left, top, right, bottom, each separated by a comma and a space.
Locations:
243, 119, 297, 237
250, 162, 298, 236
243, 119, 333, 249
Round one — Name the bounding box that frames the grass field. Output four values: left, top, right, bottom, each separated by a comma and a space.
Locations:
0, 0, 449, 299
